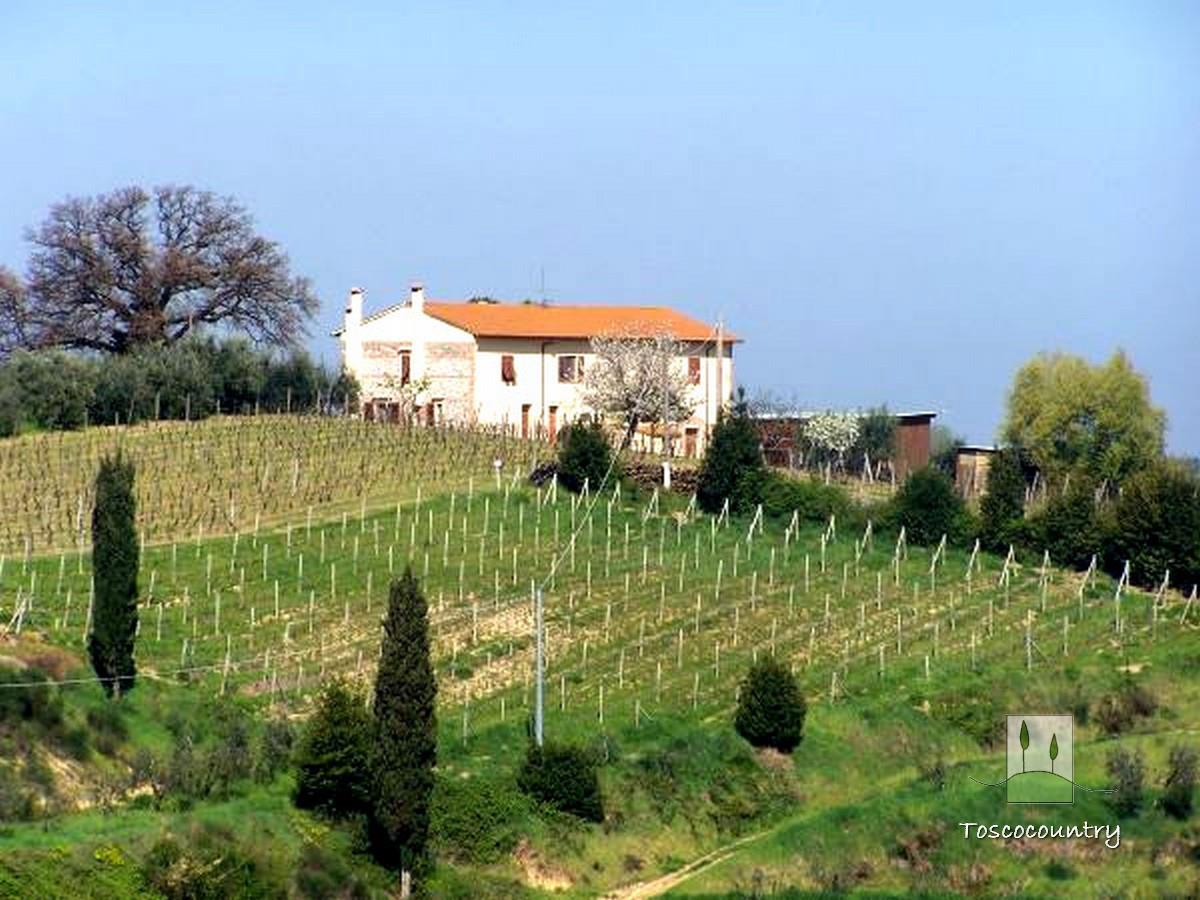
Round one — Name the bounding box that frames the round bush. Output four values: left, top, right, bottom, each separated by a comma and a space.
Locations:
734, 658, 807, 753
556, 422, 615, 494
890, 467, 966, 546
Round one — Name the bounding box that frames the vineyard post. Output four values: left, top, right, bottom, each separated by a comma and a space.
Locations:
534, 585, 544, 747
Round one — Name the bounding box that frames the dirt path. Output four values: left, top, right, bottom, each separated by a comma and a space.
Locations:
601, 829, 772, 899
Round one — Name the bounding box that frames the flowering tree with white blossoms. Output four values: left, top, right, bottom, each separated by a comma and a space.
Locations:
583, 328, 696, 448
801, 411, 861, 476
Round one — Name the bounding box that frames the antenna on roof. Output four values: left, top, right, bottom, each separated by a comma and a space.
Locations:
536, 265, 553, 305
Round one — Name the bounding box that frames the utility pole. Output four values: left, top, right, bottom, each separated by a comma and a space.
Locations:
661, 344, 672, 489
715, 318, 725, 414
534, 585, 544, 747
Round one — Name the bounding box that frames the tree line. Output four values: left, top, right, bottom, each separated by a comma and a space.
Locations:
0, 337, 359, 436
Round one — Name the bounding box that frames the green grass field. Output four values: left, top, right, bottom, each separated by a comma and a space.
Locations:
0, 418, 1196, 898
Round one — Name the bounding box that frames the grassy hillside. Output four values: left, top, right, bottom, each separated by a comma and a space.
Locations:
0, 418, 1196, 897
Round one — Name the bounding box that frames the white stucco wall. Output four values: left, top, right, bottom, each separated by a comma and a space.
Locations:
340, 297, 736, 451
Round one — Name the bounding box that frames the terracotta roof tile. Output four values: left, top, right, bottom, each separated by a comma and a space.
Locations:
423, 301, 737, 343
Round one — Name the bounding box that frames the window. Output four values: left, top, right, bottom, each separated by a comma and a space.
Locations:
399, 350, 411, 386
501, 354, 516, 385
688, 356, 701, 385
558, 355, 584, 383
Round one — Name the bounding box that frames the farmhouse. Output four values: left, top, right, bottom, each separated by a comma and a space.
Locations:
334, 283, 736, 456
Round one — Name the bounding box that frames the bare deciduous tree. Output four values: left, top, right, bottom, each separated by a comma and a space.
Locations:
1, 185, 317, 356
0, 267, 30, 353
583, 328, 696, 447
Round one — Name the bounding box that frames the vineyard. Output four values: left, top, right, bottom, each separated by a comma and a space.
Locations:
2, 417, 1197, 897
1, 423, 1187, 748
0, 416, 537, 555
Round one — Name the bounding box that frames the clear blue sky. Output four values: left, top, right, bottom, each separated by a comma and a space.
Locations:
2, 2, 1197, 452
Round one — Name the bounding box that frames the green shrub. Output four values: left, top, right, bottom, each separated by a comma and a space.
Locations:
293, 842, 371, 900
0, 765, 37, 821
140, 827, 277, 900
253, 718, 294, 783
205, 705, 254, 798
1160, 744, 1197, 820
59, 725, 92, 762
431, 777, 529, 864
164, 734, 210, 802
734, 658, 807, 753
0, 351, 94, 436
890, 467, 967, 546
1105, 747, 1146, 817
517, 741, 604, 822
85, 704, 128, 755
556, 421, 615, 494
293, 680, 372, 818
980, 448, 1027, 551
1094, 681, 1158, 736
0, 666, 62, 728
930, 681, 1006, 748
761, 472, 853, 525
698, 391, 765, 516
1030, 478, 1105, 570
1107, 461, 1200, 593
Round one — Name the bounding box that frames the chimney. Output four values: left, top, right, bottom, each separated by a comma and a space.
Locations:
345, 287, 363, 331
410, 282, 425, 313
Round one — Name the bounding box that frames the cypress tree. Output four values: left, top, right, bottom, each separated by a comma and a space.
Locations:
89, 452, 138, 698
370, 566, 437, 876
697, 389, 765, 515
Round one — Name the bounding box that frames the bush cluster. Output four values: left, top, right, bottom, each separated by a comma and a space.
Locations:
978, 459, 1200, 595
761, 473, 856, 528
431, 777, 528, 864
136, 700, 279, 806
1092, 741, 1197, 822
516, 741, 604, 822
0, 338, 358, 437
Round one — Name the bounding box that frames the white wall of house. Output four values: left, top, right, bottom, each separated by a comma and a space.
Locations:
473, 337, 592, 436
339, 286, 736, 455
340, 285, 477, 422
